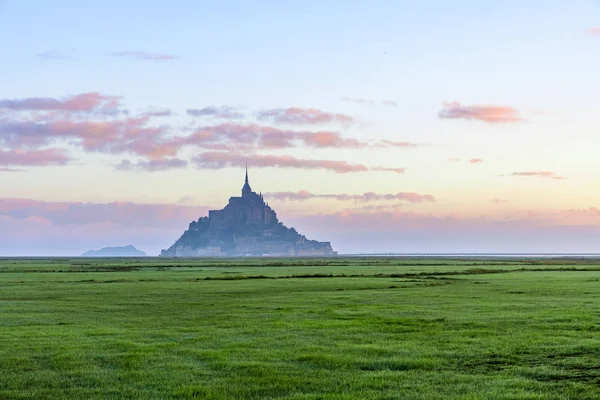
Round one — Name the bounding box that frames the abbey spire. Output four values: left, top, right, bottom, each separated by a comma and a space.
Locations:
242, 164, 252, 196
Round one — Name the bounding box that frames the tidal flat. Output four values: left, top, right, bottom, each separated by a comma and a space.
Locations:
1, 257, 599, 399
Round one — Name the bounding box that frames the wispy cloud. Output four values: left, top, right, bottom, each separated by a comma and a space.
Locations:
586, 27, 600, 36
341, 97, 397, 107
509, 171, 565, 180
115, 158, 188, 172
36, 50, 77, 61
371, 167, 405, 174
139, 107, 173, 117
186, 106, 244, 119
0, 92, 121, 113
374, 140, 420, 149
439, 101, 523, 123
468, 158, 484, 164
0, 148, 72, 167
256, 107, 355, 126
192, 152, 369, 174
111, 51, 179, 61
265, 190, 434, 203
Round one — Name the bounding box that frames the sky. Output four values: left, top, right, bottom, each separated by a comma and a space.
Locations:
1, 0, 600, 255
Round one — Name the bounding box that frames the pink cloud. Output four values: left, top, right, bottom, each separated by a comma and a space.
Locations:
256, 107, 355, 126
4, 197, 600, 256
439, 101, 523, 123
192, 152, 370, 174
376, 140, 420, 148
0, 198, 213, 256
265, 190, 435, 203
509, 171, 565, 180
0, 148, 72, 167
0, 92, 121, 113
301, 131, 366, 148
0, 116, 173, 159
283, 209, 600, 253
586, 27, 600, 36
469, 158, 484, 164
111, 51, 179, 61
170, 123, 368, 151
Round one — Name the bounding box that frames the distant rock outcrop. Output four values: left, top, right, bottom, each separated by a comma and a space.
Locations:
81, 245, 146, 257
161, 168, 336, 257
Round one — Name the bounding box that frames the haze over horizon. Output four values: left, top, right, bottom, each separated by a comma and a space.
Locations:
2, 1, 600, 256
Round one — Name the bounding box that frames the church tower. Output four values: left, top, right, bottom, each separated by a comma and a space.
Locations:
242, 164, 252, 197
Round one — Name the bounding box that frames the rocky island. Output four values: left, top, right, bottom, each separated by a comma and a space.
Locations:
160, 168, 336, 257
81, 245, 146, 257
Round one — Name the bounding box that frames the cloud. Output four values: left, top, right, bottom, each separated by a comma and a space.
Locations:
139, 107, 173, 117
192, 152, 369, 174
0, 92, 121, 113
0, 198, 208, 228
375, 140, 420, 148
341, 97, 397, 107
36, 51, 77, 61
509, 171, 565, 180
0, 148, 72, 167
586, 27, 600, 36
186, 106, 244, 119
448, 157, 483, 165
0, 198, 213, 256
491, 199, 508, 204
3, 197, 600, 256
115, 158, 188, 172
284, 208, 600, 254
256, 107, 355, 126
169, 123, 368, 150
265, 190, 435, 203
371, 167, 405, 174
0, 116, 173, 159
438, 101, 523, 123
111, 51, 179, 61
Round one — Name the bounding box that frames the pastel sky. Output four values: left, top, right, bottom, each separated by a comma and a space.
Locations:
2, 0, 600, 255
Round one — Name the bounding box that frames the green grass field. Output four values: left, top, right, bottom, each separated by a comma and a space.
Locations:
1, 257, 600, 399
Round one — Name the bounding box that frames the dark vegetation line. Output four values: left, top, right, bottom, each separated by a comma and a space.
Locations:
199, 267, 600, 281
1, 259, 599, 273
0, 262, 521, 273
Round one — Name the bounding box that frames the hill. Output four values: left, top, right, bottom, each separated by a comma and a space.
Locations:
81, 245, 146, 257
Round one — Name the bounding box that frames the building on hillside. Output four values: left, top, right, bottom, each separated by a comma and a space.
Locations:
160, 167, 337, 257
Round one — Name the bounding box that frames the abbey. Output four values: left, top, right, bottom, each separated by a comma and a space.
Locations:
160, 168, 337, 257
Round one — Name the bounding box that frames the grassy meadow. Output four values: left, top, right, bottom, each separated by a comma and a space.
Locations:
1, 257, 600, 399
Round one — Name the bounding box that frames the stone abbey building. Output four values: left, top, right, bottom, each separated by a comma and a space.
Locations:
160, 168, 336, 257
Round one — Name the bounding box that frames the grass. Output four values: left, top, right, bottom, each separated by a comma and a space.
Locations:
1, 257, 600, 399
